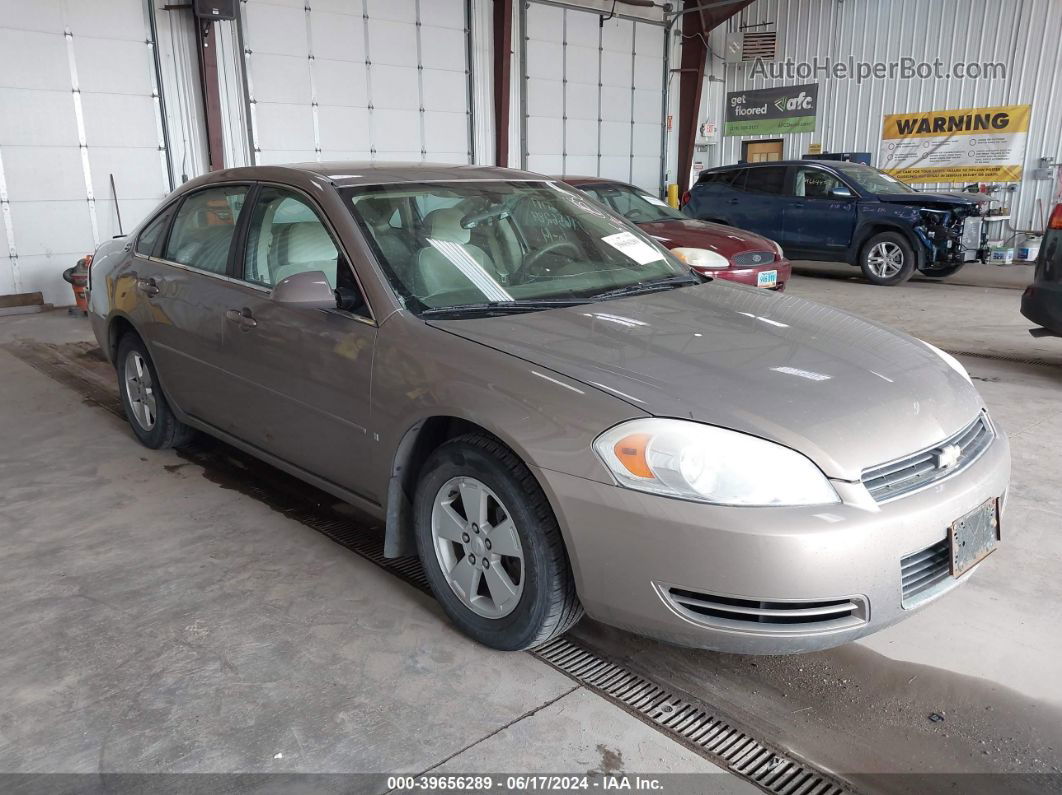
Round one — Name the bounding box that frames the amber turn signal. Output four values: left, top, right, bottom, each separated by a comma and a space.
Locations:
613, 433, 655, 479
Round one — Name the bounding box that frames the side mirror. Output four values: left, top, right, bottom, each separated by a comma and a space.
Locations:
829, 186, 854, 199
271, 270, 335, 307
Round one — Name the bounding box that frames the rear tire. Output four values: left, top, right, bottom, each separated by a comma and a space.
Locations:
859, 231, 916, 286
116, 333, 195, 450
413, 433, 583, 650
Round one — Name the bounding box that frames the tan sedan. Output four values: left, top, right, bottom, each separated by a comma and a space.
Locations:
87, 163, 1010, 653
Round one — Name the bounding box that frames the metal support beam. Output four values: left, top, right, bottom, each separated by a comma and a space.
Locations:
195, 19, 225, 171
676, 8, 707, 195
674, 0, 752, 193
492, 0, 513, 166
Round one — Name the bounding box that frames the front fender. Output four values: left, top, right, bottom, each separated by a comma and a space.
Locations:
370, 312, 645, 568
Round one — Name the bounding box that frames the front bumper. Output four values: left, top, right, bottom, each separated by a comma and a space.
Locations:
712, 259, 792, 291
537, 429, 1010, 654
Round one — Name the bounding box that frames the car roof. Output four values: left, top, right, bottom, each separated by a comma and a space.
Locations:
191, 161, 549, 188
705, 160, 859, 171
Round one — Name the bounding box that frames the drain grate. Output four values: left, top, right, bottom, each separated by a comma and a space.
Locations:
5, 340, 854, 795
948, 349, 1062, 369
535, 639, 849, 795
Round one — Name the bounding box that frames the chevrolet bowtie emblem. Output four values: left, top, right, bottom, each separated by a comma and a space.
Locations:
935, 444, 961, 470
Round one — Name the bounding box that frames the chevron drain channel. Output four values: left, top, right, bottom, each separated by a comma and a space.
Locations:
5, 339, 853, 795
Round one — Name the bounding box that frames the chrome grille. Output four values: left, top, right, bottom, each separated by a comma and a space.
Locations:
900, 538, 951, 606
665, 587, 867, 633
861, 414, 993, 503
731, 250, 776, 266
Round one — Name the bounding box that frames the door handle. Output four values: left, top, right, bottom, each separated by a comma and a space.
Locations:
728, 198, 739, 204
225, 308, 257, 330
136, 277, 160, 297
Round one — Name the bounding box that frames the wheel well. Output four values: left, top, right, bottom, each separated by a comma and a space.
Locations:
107, 316, 137, 363
384, 416, 512, 558
855, 224, 923, 266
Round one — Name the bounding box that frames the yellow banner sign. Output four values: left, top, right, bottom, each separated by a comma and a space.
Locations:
879, 104, 1031, 183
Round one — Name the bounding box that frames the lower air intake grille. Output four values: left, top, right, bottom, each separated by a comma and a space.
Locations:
665, 587, 867, 633
731, 251, 776, 266
900, 538, 951, 607
862, 413, 993, 503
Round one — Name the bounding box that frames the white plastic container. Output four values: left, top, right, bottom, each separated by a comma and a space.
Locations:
1016, 235, 1042, 262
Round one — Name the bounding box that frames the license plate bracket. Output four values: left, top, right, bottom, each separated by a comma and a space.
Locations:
948, 497, 1000, 577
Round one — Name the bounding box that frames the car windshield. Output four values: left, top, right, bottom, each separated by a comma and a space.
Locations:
342, 181, 692, 315
832, 163, 919, 195
576, 182, 686, 224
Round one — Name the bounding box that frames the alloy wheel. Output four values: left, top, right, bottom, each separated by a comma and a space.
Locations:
124, 350, 157, 431
866, 241, 905, 278
431, 476, 524, 619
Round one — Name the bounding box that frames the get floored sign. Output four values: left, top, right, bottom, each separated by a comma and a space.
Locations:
879, 104, 1031, 183
724, 84, 818, 136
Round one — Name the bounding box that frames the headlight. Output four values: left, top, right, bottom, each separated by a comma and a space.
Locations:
593, 418, 839, 506
921, 340, 972, 384
671, 247, 729, 270
769, 239, 784, 258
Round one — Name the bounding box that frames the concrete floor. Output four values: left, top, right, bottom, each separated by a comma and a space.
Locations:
0, 337, 755, 793
1, 264, 1060, 792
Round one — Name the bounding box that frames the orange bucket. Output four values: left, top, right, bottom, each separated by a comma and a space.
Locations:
63, 254, 92, 315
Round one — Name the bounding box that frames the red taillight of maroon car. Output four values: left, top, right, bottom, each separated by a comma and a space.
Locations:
680, 190, 690, 207
1049, 203, 1062, 229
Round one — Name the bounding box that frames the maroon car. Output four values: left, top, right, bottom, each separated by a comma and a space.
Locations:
561, 176, 791, 290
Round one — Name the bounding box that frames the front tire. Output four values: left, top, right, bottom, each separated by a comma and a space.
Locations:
859, 231, 916, 285
116, 333, 195, 449
413, 434, 583, 650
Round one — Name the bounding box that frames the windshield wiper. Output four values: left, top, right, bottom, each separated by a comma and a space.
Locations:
420, 299, 591, 318
589, 274, 703, 301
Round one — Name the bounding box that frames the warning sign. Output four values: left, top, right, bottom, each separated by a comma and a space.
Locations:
879, 104, 1031, 183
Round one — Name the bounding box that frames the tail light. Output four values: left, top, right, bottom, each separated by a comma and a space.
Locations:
1049, 203, 1062, 230
680, 190, 691, 207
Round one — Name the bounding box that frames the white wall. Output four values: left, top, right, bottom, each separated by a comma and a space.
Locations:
0, 0, 170, 305
716, 0, 1062, 232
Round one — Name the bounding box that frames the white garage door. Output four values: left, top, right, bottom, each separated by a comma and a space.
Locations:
522, 1, 664, 191
0, 0, 169, 305
241, 0, 473, 165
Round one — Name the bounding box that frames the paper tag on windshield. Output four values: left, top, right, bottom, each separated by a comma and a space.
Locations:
602, 231, 664, 266
642, 195, 670, 207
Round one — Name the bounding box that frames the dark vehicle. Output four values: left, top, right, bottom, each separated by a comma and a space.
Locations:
560, 176, 791, 291
1021, 204, 1062, 335
682, 160, 989, 286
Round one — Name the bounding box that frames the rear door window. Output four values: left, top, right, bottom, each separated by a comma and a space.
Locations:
135, 205, 175, 257
163, 186, 249, 275
792, 168, 845, 199
742, 166, 787, 195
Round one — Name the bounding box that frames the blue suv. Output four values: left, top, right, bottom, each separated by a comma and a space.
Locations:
682, 160, 987, 286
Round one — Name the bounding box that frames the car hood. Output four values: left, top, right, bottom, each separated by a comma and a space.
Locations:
427, 284, 983, 481
637, 219, 777, 255
875, 192, 988, 211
